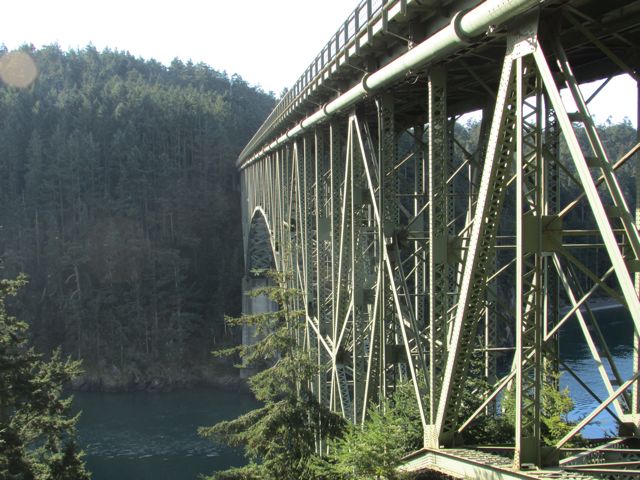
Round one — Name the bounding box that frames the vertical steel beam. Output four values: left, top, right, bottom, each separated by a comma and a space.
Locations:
634, 79, 640, 419
379, 94, 398, 397
427, 65, 451, 445
543, 98, 560, 382
293, 140, 305, 349
412, 123, 427, 347
329, 120, 343, 415
350, 113, 370, 424
353, 114, 386, 421
334, 119, 354, 422
314, 126, 331, 431
513, 49, 543, 468
303, 133, 318, 410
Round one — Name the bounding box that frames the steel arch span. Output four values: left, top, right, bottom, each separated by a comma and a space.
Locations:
239, 0, 640, 477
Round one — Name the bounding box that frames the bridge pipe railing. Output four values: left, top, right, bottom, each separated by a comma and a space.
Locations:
238, 0, 543, 170
238, 0, 385, 166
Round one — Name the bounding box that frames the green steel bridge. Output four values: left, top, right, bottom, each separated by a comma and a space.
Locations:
237, 0, 640, 477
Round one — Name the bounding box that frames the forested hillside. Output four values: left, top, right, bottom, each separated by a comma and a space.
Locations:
0, 45, 275, 390
0, 44, 636, 392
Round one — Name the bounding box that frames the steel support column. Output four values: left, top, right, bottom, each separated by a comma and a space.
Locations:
427, 65, 453, 446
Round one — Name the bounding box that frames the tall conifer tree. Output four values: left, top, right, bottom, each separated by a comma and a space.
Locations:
0, 270, 90, 479
199, 271, 344, 480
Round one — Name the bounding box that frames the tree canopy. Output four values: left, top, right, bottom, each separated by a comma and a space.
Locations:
0, 45, 275, 388
0, 270, 89, 479
199, 271, 345, 480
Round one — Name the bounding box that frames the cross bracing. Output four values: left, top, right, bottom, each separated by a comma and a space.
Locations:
239, 0, 640, 477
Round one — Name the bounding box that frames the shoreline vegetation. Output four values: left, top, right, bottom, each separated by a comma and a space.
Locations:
71, 364, 246, 393
0, 45, 276, 395
72, 299, 627, 394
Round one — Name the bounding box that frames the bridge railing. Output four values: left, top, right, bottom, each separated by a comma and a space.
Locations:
238, 0, 389, 167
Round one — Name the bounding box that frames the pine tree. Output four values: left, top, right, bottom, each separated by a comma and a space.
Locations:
199, 270, 344, 480
317, 381, 424, 480
0, 270, 90, 479
329, 405, 407, 480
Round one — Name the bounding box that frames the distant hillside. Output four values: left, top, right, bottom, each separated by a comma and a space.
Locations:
0, 45, 275, 390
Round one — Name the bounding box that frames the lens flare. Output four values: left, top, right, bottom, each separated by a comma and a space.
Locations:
0, 51, 38, 88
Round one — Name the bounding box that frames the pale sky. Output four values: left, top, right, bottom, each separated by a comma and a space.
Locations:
1, 0, 637, 125
2, 0, 359, 95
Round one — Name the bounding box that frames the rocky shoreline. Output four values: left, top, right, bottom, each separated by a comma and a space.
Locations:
73, 302, 628, 394
71, 364, 248, 393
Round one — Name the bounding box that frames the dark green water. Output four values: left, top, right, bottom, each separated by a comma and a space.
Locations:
73, 306, 632, 478
73, 388, 259, 480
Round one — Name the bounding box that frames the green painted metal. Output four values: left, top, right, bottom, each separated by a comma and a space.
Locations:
238, 0, 543, 169
239, 0, 640, 478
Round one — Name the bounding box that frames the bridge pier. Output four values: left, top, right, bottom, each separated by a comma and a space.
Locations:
240, 274, 277, 378
241, 208, 277, 378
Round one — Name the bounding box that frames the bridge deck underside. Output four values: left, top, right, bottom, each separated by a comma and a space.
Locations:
239, 0, 640, 165
239, 0, 640, 478
326, 1, 640, 136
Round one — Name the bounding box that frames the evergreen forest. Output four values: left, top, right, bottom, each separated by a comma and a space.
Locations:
0, 44, 275, 390
0, 41, 639, 480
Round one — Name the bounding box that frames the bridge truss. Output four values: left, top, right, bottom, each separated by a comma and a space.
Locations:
239, 0, 640, 476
